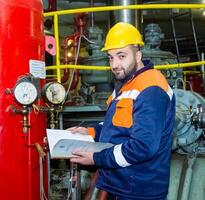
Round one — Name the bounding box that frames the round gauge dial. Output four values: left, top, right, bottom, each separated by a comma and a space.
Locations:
14, 81, 38, 105
172, 70, 178, 78
42, 82, 66, 105
166, 70, 171, 78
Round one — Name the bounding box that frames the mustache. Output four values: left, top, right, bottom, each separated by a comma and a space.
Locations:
112, 68, 124, 72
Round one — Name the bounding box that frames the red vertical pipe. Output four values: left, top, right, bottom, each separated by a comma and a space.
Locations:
0, 0, 47, 199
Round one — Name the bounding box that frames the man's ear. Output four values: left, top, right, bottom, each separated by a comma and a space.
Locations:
135, 51, 142, 64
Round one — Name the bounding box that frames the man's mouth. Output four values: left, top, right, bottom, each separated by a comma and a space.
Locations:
113, 70, 122, 73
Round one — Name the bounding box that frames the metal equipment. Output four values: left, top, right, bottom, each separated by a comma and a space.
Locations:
80, 26, 113, 105
110, 0, 141, 28
173, 89, 205, 154
42, 82, 66, 105
142, 23, 182, 87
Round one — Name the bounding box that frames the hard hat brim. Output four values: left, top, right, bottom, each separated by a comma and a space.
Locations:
101, 42, 144, 51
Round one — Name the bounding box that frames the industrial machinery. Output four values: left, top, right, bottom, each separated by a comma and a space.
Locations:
45, 1, 205, 199
1, 0, 205, 200
173, 89, 205, 154
168, 89, 205, 200
142, 23, 182, 87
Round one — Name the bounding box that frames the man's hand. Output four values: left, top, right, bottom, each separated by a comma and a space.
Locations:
70, 150, 94, 165
66, 126, 88, 135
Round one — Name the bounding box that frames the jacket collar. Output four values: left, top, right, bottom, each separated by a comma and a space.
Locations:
125, 60, 154, 82
115, 60, 154, 93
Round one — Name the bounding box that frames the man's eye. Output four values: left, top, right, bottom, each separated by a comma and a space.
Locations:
108, 57, 113, 62
119, 55, 125, 59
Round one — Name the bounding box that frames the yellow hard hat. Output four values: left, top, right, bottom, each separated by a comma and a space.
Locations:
101, 22, 144, 51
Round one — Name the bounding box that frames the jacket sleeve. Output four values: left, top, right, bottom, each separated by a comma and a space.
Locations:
93, 86, 173, 169
88, 122, 103, 142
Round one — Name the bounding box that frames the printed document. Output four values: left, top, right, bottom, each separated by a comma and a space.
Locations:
47, 129, 113, 159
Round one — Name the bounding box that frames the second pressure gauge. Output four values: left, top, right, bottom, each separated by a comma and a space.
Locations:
42, 82, 66, 105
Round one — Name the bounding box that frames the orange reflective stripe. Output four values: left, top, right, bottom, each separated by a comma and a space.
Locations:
120, 69, 168, 93
106, 95, 113, 108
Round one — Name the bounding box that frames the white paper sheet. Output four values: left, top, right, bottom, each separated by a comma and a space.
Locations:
46, 129, 113, 159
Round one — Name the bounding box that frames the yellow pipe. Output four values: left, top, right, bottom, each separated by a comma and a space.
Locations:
155, 61, 205, 70
46, 75, 57, 77
46, 64, 111, 70
45, 4, 205, 80
46, 61, 205, 72
183, 71, 200, 75
44, 4, 205, 17
54, 14, 61, 83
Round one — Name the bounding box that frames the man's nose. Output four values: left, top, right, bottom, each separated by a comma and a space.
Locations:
111, 58, 120, 69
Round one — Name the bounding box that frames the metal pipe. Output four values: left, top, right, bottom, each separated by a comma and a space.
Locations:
46, 60, 205, 80
46, 60, 205, 71
46, 64, 110, 70
135, 0, 142, 32
44, 0, 57, 12
46, 4, 205, 82
201, 52, 205, 91
156, 61, 205, 70
27, 112, 32, 200
46, 60, 205, 82
44, 4, 205, 17
70, 163, 81, 200
111, 0, 137, 25
181, 155, 197, 200
90, 0, 94, 27
53, 14, 61, 82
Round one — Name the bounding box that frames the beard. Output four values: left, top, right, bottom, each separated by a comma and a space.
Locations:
112, 63, 137, 81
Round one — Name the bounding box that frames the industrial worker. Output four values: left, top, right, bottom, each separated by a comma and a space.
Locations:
68, 22, 176, 200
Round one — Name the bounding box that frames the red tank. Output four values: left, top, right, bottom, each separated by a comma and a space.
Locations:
0, 0, 47, 199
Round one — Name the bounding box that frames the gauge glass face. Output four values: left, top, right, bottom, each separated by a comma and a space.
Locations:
45, 83, 66, 104
166, 70, 171, 78
14, 82, 38, 105
172, 70, 177, 78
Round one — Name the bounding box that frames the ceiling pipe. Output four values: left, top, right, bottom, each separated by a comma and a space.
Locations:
44, 0, 57, 12
110, 0, 142, 31
90, 0, 94, 27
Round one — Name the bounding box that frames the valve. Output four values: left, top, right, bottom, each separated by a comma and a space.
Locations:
10, 105, 30, 133
191, 104, 205, 130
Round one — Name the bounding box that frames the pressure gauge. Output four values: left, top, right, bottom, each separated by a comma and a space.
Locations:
13, 81, 38, 105
42, 82, 66, 105
166, 70, 171, 78
172, 70, 178, 78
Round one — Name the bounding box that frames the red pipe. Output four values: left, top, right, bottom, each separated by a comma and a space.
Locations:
47, 13, 87, 90
0, 0, 47, 199
69, 13, 87, 90
44, 0, 57, 12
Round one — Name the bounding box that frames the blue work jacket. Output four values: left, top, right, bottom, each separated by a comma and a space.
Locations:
89, 62, 175, 200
